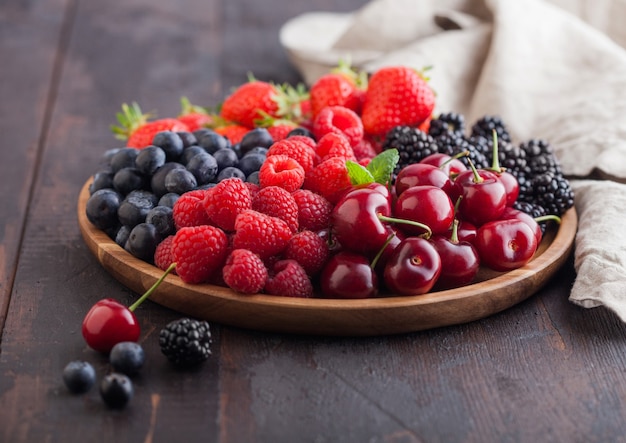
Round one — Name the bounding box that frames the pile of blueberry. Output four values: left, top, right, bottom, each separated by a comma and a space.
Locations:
86, 127, 276, 263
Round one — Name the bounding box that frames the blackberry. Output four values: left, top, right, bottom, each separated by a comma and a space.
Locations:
381, 126, 439, 173
470, 115, 512, 143
437, 133, 489, 169
159, 318, 212, 367
428, 112, 465, 138
528, 171, 575, 217
513, 200, 547, 218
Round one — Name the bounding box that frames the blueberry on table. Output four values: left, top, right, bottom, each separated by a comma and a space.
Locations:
100, 373, 133, 409
109, 342, 145, 375
62, 361, 96, 394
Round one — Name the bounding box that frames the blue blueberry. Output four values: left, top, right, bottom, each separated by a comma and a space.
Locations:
125, 222, 161, 262
181, 145, 207, 165
86, 189, 123, 230
238, 152, 266, 176
89, 171, 114, 195
287, 126, 315, 140
135, 145, 166, 175
177, 131, 198, 148
109, 342, 145, 375
151, 162, 185, 197
186, 153, 218, 185
152, 131, 184, 161
113, 167, 146, 195
239, 127, 273, 155
164, 168, 197, 194
194, 129, 230, 154
63, 361, 96, 394
146, 205, 175, 237
110, 148, 139, 173
213, 148, 239, 170
246, 171, 260, 185
117, 190, 158, 228
114, 225, 132, 248
100, 373, 133, 409
158, 192, 180, 208
217, 166, 245, 181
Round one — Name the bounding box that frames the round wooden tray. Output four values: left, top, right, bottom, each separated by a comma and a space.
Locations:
77, 179, 578, 336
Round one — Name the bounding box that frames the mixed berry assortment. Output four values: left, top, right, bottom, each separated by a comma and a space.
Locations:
70, 63, 576, 406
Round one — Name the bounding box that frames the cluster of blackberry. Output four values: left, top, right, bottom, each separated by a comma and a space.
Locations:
381, 113, 575, 217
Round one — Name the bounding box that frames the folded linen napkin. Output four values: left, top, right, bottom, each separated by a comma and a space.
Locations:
280, 0, 626, 320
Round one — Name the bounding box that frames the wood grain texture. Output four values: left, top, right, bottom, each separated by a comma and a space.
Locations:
77, 179, 578, 335
3, 0, 626, 442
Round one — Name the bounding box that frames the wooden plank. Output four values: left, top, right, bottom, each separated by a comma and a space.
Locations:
0, 0, 69, 334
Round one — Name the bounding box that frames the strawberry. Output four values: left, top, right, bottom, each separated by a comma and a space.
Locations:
177, 96, 214, 132
309, 61, 367, 118
214, 124, 250, 145
220, 77, 309, 129
220, 80, 280, 128
361, 66, 435, 137
111, 102, 189, 149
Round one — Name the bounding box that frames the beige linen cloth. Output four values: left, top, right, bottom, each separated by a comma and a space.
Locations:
280, 0, 626, 320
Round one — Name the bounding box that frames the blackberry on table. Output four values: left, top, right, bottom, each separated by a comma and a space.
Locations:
471, 115, 512, 143
159, 318, 212, 367
381, 126, 439, 173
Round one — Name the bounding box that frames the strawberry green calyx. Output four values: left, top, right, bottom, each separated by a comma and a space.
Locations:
331, 59, 368, 90
111, 102, 154, 141
179, 96, 211, 117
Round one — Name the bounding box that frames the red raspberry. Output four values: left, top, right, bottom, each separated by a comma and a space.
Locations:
232, 209, 292, 260
288, 134, 316, 151
352, 137, 378, 162
203, 178, 252, 231
258, 154, 305, 192
284, 230, 330, 276
312, 105, 364, 148
172, 189, 210, 229
154, 235, 176, 272
303, 157, 352, 204
267, 123, 297, 142
252, 186, 299, 233
291, 189, 333, 232
172, 225, 229, 284
315, 132, 356, 162
265, 259, 313, 298
266, 138, 316, 173
222, 249, 268, 294
245, 181, 260, 200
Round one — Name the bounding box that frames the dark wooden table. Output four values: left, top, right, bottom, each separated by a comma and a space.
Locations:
2, 1, 626, 442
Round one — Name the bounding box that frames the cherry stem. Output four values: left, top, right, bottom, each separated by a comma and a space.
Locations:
450, 219, 460, 244
370, 233, 396, 270
489, 129, 503, 173
535, 214, 561, 225
466, 157, 483, 184
439, 150, 470, 171
128, 262, 177, 312
377, 213, 433, 239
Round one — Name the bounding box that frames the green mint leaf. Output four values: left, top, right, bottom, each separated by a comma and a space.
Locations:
367, 149, 399, 185
346, 160, 374, 186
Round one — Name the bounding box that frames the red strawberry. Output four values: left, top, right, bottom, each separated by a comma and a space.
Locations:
177, 96, 214, 132
214, 124, 250, 145
222, 249, 268, 294
309, 62, 367, 118
111, 102, 189, 149
361, 66, 435, 137
220, 80, 281, 128
232, 210, 292, 260
172, 225, 229, 284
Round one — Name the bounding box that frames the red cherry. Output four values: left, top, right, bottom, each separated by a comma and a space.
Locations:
452, 168, 507, 226
331, 187, 392, 255
395, 163, 453, 196
485, 129, 519, 206
82, 299, 140, 353
320, 251, 378, 299
81, 263, 176, 353
420, 153, 467, 176
430, 220, 480, 289
454, 219, 478, 244
394, 185, 454, 236
475, 219, 538, 271
383, 237, 442, 296
499, 207, 542, 245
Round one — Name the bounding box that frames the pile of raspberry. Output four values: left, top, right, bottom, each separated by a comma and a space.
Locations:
154, 127, 368, 298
